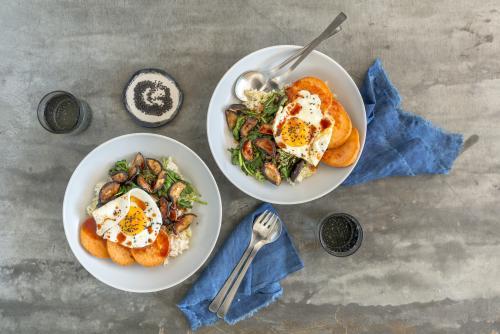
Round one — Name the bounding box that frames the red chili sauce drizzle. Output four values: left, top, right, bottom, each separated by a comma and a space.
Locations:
320, 118, 332, 130
309, 124, 317, 141
289, 103, 302, 115
116, 232, 126, 243
131, 196, 147, 210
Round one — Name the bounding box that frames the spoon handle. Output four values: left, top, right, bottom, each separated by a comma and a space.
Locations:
288, 12, 347, 72
216, 241, 265, 319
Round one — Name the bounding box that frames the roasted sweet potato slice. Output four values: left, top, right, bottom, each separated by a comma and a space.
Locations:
131, 229, 170, 267
80, 217, 109, 259
321, 127, 360, 167
327, 100, 352, 149
107, 240, 135, 265
286, 76, 333, 113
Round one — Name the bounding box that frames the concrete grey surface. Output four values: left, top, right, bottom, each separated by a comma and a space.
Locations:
0, 0, 499, 333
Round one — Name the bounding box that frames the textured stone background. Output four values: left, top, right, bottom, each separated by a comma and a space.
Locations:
1, 0, 499, 333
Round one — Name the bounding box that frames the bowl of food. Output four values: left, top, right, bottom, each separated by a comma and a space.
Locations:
63, 133, 222, 292
207, 45, 366, 204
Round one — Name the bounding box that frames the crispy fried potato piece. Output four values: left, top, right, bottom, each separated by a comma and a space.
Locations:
321, 127, 360, 167
80, 217, 109, 259
107, 240, 135, 266
327, 100, 352, 149
131, 229, 170, 267
286, 76, 333, 113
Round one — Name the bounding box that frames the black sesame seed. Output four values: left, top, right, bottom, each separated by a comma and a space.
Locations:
133, 80, 173, 116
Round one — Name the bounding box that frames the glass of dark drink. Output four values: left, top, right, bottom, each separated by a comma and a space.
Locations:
37, 91, 91, 134
318, 213, 363, 257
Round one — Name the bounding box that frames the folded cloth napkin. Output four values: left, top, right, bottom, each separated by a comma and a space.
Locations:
177, 203, 303, 330
343, 59, 463, 185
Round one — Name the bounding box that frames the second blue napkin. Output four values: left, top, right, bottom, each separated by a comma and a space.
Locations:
177, 203, 303, 330
344, 59, 463, 185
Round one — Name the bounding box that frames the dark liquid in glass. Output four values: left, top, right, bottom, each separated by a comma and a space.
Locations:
319, 213, 362, 256
44, 94, 79, 132
38, 91, 91, 134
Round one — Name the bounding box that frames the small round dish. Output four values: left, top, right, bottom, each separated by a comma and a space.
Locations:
123, 68, 183, 128
206, 45, 367, 204
318, 213, 363, 257
63, 133, 221, 292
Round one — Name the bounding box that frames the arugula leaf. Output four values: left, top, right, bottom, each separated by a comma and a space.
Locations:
116, 182, 138, 196
229, 148, 240, 165
230, 146, 265, 182
109, 160, 129, 174
141, 169, 156, 184
261, 91, 286, 123
276, 149, 299, 179
232, 116, 246, 141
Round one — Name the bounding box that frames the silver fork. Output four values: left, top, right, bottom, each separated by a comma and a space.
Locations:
208, 210, 282, 317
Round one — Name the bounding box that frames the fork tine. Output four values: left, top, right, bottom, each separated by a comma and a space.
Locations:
254, 210, 269, 225
259, 211, 273, 225
269, 215, 279, 228
264, 213, 276, 227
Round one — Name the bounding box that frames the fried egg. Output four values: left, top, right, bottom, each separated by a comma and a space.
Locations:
92, 188, 162, 248
273, 90, 334, 166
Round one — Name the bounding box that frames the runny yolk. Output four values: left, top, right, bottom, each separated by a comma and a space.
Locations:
281, 117, 311, 147
119, 205, 147, 236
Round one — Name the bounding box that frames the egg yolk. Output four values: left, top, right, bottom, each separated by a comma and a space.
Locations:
281, 117, 311, 147
119, 204, 147, 236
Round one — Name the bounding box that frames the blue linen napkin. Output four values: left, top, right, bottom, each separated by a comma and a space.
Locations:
343, 59, 463, 185
178, 59, 463, 330
177, 203, 303, 330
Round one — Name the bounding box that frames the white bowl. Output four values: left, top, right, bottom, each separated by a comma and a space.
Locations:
207, 45, 366, 204
63, 133, 222, 292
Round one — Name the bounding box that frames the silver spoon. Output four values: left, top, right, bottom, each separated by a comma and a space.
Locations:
234, 12, 347, 101
208, 210, 282, 317
216, 214, 281, 318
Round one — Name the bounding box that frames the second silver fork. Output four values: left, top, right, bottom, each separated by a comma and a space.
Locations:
208, 210, 282, 317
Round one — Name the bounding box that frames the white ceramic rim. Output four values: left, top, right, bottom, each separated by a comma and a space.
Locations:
207, 45, 366, 205
62, 133, 222, 292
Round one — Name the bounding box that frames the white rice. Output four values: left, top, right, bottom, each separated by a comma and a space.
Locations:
87, 158, 194, 264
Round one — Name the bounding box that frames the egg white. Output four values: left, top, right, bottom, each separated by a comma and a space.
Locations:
92, 188, 162, 248
273, 90, 334, 166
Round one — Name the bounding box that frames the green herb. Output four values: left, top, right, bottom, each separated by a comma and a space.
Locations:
141, 169, 156, 184
230, 148, 240, 165
116, 182, 138, 196
109, 160, 129, 174
228, 146, 265, 182
232, 116, 246, 141
158, 157, 207, 208
261, 91, 286, 123
179, 181, 207, 208
276, 149, 299, 179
